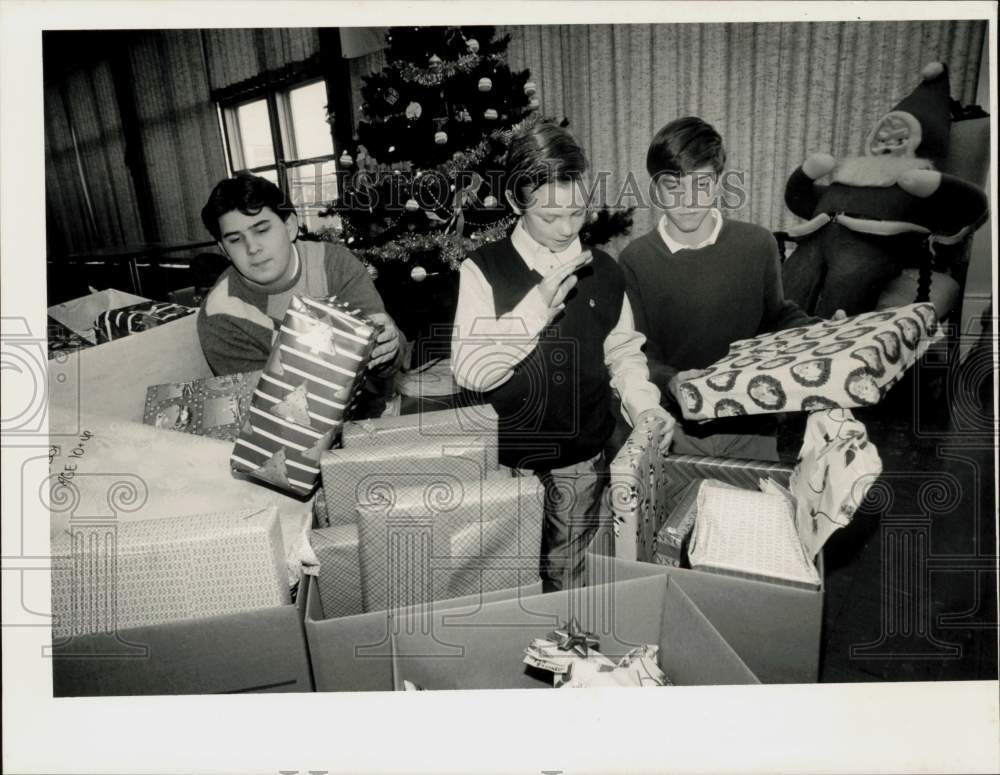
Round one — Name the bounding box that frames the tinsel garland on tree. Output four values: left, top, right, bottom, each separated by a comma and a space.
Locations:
306, 26, 633, 279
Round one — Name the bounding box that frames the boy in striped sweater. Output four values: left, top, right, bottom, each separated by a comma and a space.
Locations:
197, 174, 403, 405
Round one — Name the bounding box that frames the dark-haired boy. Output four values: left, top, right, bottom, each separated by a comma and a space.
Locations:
197, 174, 403, 388
621, 117, 822, 460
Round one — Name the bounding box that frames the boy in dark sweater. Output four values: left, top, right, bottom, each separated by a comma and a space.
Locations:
197, 174, 403, 408
452, 124, 673, 591
621, 117, 825, 461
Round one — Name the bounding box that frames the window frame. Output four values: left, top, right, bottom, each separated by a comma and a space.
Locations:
218, 76, 341, 227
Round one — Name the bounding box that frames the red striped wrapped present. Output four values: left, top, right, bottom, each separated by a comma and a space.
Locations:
231, 295, 378, 495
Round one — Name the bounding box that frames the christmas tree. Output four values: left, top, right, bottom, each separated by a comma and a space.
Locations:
311, 26, 632, 344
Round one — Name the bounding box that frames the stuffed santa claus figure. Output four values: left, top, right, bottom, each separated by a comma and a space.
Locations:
781, 62, 989, 317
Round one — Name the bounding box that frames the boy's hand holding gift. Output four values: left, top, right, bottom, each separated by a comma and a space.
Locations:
366, 311, 401, 371
635, 406, 676, 454
537, 250, 593, 320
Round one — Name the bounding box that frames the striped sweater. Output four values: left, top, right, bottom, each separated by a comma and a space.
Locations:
197, 240, 387, 377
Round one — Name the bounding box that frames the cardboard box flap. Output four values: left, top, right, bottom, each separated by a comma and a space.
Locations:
659, 575, 759, 686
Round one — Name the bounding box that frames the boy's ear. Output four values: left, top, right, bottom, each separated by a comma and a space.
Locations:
503, 189, 523, 216
284, 211, 299, 242
215, 240, 231, 260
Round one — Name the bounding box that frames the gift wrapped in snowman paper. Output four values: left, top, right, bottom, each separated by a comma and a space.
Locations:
676, 303, 942, 421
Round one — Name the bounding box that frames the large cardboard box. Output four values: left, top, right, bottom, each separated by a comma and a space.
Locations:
592, 553, 822, 684
605, 453, 824, 683
50, 583, 312, 696
307, 555, 757, 691
49, 313, 212, 423
304, 572, 542, 692
390, 572, 758, 690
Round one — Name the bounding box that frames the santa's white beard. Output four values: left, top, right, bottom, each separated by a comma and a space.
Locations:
832, 155, 935, 188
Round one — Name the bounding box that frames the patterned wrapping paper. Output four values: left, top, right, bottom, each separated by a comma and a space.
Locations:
310, 525, 364, 619
319, 434, 500, 527
677, 303, 944, 420
652, 478, 748, 567
341, 404, 499, 447
607, 413, 672, 563
50, 507, 290, 639
231, 295, 377, 496
143, 371, 261, 441
660, 455, 794, 526
47, 316, 96, 358
94, 301, 196, 344
355, 476, 543, 612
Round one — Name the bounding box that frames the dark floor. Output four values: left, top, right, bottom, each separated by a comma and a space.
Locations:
773, 328, 998, 683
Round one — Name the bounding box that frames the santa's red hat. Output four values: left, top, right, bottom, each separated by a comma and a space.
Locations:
891, 62, 952, 160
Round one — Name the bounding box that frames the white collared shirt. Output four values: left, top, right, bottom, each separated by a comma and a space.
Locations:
451, 220, 662, 427
658, 208, 724, 253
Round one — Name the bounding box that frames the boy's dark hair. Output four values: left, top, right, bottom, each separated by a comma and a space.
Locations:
504, 123, 589, 210
646, 117, 726, 180
200, 173, 296, 241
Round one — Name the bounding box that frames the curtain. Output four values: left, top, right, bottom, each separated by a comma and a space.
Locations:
127, 30, 229, 243
44, 82, 96, 256
501, 21, 987, 247
43, 62, 145, 255
202, 28, 321, 93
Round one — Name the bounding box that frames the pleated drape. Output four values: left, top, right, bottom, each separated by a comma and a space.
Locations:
501, 21, 986, 246
202, 28, 321, 92
44, 60, 145, 255
126, 30, 229, 243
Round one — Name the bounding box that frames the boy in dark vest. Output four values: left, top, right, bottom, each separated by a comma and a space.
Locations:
452, 124, 673, 592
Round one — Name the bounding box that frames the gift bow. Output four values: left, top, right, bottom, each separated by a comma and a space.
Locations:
547, 617, 600, 658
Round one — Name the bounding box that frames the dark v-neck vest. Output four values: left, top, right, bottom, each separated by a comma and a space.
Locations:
467, 237, 624, 470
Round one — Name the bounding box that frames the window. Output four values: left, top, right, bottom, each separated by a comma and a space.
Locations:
220, 78, 339, 230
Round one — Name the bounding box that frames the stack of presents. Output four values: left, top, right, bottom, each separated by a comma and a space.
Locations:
47, 287, 941, 694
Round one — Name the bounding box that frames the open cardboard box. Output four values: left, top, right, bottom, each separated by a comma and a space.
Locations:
306, 554, 757, 692
304, 570, 543, 692
46, 313, 315, 696
47, 288, 151, 344
48, 313, 212, 423
50, 582, 312, 696
649, 456, 825, 684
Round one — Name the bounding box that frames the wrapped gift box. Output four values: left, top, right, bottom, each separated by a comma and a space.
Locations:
143, 371, 261, 441
231, 295, 377, 496
356, 475, 543, 612
687, 482, 822, 589
310, 525, 363, 619
653, 479, 744, 567
677, 302, 944, 420
341, 404, 498, 447
607, 413, 673, 563
48, 405, 314, 589
94, 301, 196, 343
319, 433, 500, 527
51, 506, 290, 639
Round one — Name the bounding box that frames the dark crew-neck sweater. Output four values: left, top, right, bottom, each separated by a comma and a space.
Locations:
620, 219, 815, 394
